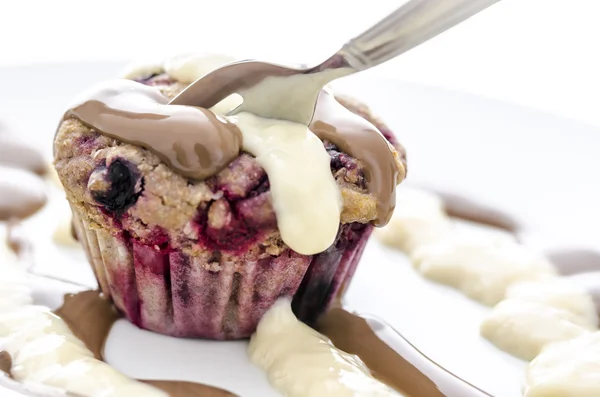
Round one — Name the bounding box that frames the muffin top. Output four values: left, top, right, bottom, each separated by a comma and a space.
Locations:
54, 53, 406, 256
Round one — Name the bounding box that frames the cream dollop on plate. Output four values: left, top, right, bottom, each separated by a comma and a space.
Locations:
249, 299, 403, 397
525, 331, 600, 396
411, 235, 554, 306
0, 274, 166, 397
480, 298, 594, 361
506, 277, 598, 327
481, 277, 599, 360
376, 187, 451, 254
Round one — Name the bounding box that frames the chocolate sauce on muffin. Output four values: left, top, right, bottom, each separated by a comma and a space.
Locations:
65, 80, 243, 181
311, 90, 401, 225
59, 78, 405, 227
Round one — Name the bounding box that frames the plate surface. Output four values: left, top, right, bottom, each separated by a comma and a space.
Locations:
2, 62, 600, 397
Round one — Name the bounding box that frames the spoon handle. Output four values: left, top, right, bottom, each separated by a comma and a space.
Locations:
339, 0, 502, 70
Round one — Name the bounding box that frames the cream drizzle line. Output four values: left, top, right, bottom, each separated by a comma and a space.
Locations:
231, 112, 341, 255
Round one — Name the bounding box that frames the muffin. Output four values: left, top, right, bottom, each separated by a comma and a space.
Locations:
53, 54, 406, 339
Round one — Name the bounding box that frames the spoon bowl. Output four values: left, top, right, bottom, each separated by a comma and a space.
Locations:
170, 0, 502, 124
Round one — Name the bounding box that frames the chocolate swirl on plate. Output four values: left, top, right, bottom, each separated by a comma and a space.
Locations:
0, 352, 12, 376
318, 308, 490, 397
55, 291, 237, 397
0, 292, 237, 397
0, 290, 489, 397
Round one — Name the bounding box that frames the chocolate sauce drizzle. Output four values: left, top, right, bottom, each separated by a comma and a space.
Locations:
63, 80, 243, 181
55, 291, 238, 397
60, 78, 404, 226
318, 308, 491, 397
4, 195, 600, 395
311, 91, 401, 225
2, 290, 490, 397
424, 187, 600, 276
0, 352, 11, 376
9, 89, 598, 395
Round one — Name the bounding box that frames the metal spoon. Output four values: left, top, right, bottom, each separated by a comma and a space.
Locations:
170, 0, 501, 124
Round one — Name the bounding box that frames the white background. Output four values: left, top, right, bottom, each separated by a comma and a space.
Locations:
1, 0, 600, 126
1, 1, 600, 396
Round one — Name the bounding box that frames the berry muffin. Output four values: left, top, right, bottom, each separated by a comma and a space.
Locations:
53, 54, 406, 339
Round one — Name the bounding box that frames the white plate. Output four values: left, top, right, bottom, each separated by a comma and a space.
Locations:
2, 62, 600, 397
